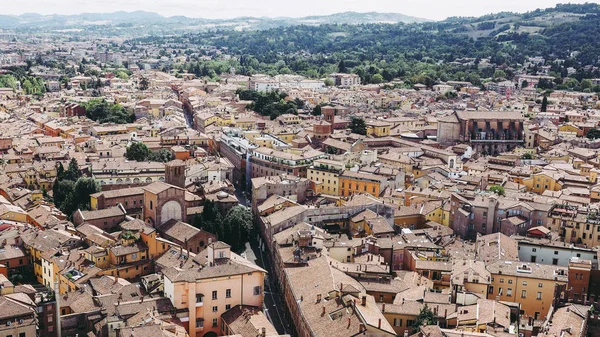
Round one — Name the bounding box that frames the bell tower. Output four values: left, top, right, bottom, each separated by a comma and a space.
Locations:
165, 160, 186, 188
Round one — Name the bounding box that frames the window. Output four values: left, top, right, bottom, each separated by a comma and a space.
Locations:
498, 288, 503, 296
196, 294, 203, 303
212, 318, 218, 328
226, 289, 231, 298
212, 291, 218, 300
554, 251, 558, 255
500, 278, 504, 283
20, 334, 25, 337
226, 304, 231, 310
538, 283, 543, 288
196, 319, 204, 328
489, 286, 494, 294
521, 290, 527, 298
508, 279, 513, 284
552, 258, 558, 265
537, 292, 542, 300
522, 281, 528, 286
507, 288, 513, 296
407, 320, 415, 327
212, 306, 218, 312
379, 295, 384, 302
394, 318, 402, 327
150, 201, 153, 210
253, 286, 262, 296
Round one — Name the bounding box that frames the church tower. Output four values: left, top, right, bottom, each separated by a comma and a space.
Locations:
165, 160, 186, 188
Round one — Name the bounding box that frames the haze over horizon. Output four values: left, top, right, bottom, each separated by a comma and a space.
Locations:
4, 0, 600, 21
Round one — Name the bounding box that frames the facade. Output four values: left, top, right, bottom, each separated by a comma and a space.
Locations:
307, 159, 344, 195
143, 182, 187, 227
163, 242, 266, 337
437, 111, 526, 154
249, 147, 325, 179
486, 261, 568, 319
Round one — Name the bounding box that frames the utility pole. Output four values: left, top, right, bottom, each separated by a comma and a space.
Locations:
55, 276, 61, 337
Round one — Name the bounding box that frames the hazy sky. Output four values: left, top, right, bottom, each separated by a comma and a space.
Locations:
4, 0, 599, 20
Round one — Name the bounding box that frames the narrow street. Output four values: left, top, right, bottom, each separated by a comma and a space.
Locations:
243, 238, 294, 336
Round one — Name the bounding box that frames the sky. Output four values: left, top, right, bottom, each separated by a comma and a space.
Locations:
4, 0, 599, 21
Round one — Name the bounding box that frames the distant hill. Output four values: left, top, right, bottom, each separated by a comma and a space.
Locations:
0, 10, 429, 30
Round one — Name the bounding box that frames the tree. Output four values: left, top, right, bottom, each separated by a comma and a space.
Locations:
53, 180, 76, 214
412, 305, 437, 333
521, 152, 533, 160
587, 128, 600, 140
338, 60, 347, 73
493, 69, 507, 81
581, 79, 593, 90
489, 185, 505, 196
222, 206, 253, 251
139, 77, 149, 91
85, 99, 134, 124
541, 96, 548, 112
521, 80, 529, 88
126, 142, 151, 162
65, 158, 81, 182
350, 117, 367, 135
73, 178, 101, 211
371, 74, 384, 84
147, 149, 174, 163
324, 78, 334, 87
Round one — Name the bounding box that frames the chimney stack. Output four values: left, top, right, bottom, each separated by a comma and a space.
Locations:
262, 327, 266, 337
382, 303, 386, 313
361, 295, 367, 306
378, 318, 381, 329
322, 306, 326, 316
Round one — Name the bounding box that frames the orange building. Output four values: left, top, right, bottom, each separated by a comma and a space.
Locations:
339, 171, 387, 197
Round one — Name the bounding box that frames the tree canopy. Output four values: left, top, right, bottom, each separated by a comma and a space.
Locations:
350, 117, 367, 135
85, 99, 135, 124
125, 142, 174, 163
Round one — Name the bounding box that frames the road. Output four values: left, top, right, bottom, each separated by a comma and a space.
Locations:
243, 237, 294, 336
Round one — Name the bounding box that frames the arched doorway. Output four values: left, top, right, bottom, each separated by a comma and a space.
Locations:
203, 332, 218, 337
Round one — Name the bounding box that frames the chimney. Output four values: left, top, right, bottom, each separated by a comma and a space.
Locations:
322, 306, 326, 316
359, 323, 366, 333
378, 318, 382, 329
361, 295, 367, 306
261, 327, 266, 337
348, 317, 351, 328
382, 303, 386, 313
317, 294, 322, 303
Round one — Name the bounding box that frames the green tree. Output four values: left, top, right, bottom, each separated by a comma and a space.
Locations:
222, 206, 253, 251
116, 71, 129, 80
587, 128, 600, 140
338, 60, 347, 73
350, 117, 367, 135
324, 78, 334, 87
73, 178, 101, 211
139, 77, 149, 91
581, 79, 593, 90
412, 305, 437, 333
521, 152, 533, 160
147, 149, 174, 163
371, 74, 384, 84
85, 99, 134, 124
65, 158, 81, 182
125, 142, 151, 162
489, 185, 505, 196
53, 180, 75, 213
493, 69, 507, 81
541, 96, 548, 112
